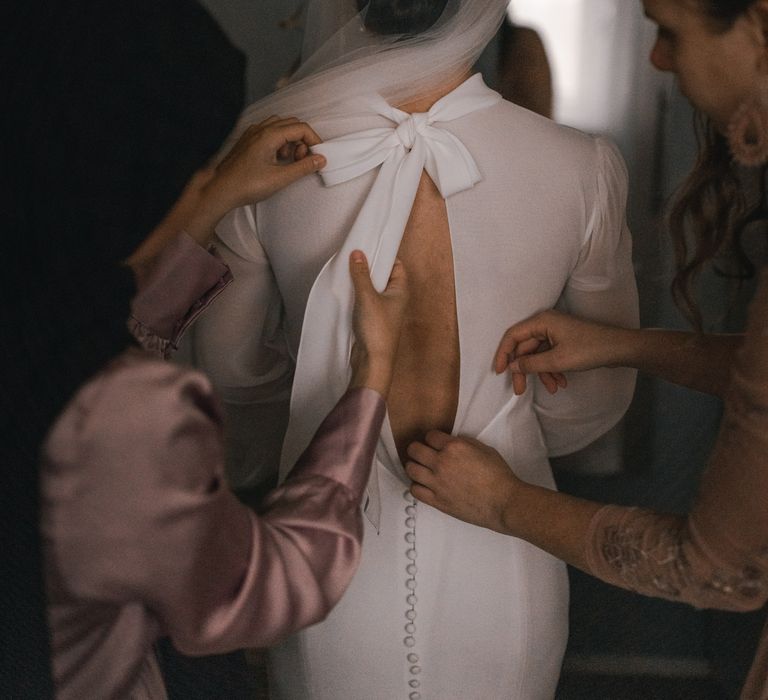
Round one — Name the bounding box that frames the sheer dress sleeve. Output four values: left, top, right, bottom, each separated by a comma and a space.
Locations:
42, 354, 385, 654
534, 136, 640, 456
182, 206, 294, 488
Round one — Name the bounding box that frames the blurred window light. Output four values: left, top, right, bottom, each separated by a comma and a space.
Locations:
508, 0, 636, 135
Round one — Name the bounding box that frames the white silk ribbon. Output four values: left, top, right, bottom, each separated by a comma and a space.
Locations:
279, 74, 501, 527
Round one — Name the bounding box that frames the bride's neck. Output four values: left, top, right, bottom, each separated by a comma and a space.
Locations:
396, 69, 474, 113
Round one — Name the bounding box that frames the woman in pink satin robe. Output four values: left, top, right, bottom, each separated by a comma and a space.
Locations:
36, 79, 409, 700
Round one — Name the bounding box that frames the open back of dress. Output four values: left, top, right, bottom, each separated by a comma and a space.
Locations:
388, 171, 459, 461
188, 75, 639, 699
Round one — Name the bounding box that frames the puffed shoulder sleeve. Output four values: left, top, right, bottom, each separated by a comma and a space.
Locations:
182, 205, 293, 489
42, 358, 385, 655
534, 136, 640, 456
568, 137, 636, 293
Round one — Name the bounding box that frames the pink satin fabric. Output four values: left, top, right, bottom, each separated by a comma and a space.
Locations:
129, 233, 232, 359
43, 354, 384, 699
586, 270, 768, 699
43, 234, 385, 699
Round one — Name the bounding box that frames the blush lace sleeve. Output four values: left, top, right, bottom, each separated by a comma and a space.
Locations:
585, 270, 768, 697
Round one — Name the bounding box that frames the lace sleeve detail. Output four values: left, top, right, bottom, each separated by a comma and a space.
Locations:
586, 505, 768, 612
586, 270, 768, 614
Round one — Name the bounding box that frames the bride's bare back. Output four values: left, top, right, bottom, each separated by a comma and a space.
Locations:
388, 171, 460, 462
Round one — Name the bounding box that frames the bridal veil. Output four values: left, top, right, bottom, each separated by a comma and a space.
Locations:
232, 0, 509, 127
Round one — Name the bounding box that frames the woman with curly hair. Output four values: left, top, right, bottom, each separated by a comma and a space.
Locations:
406, 2, 768, 696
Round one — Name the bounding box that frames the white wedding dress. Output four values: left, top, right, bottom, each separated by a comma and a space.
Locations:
186, 75, 638, 699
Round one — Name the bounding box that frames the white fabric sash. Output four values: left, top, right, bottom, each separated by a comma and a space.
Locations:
279, 74, 501, 527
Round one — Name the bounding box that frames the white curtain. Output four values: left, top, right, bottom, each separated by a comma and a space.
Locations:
510, 1, 657, 136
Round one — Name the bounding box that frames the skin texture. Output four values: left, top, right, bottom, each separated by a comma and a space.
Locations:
645, 0, 766, 130
349, 253, 409, 399
387, 171, 460, 462
494, 310, 743, 399
386, 70, 472, 461
406, 0, 768, 571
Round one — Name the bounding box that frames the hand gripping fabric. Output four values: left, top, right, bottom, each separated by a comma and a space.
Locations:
279, 75, 501, 527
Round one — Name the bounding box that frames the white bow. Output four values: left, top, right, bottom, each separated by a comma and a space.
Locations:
279, 74, 501, 527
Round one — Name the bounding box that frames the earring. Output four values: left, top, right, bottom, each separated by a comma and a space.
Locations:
727, 79, 768, 168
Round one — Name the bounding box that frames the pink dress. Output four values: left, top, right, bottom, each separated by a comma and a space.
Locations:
585, 270, 768, 699
42, 234, 385, 699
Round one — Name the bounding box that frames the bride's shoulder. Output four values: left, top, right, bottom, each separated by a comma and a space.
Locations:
490, 98, 592, 143
464, 98, 602, 169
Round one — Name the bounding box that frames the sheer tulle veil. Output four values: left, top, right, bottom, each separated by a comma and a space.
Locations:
232, 0, 508, 133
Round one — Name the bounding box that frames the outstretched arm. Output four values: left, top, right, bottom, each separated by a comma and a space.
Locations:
171, 252, 407, 650
408, 271, 768, 613
406, 431, 600, 571
47, 253, 408, 656
495, 310, 742, 399
126, 118, 327, 356
126, 117, 326, 280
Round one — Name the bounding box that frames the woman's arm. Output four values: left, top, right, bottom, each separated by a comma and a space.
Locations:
125, 118, 327, 356
408, 271, 768, 610
125, 117, 326, 280
407, 372, 767, 606
583, 277, 768, 611
43, 361, 384, 653
496, 312, 743, 399
529, 137, 639, 458
45, 253, 407, 654
405, 431, 600, 571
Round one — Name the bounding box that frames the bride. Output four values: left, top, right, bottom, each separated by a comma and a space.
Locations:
186, 1, 639, 697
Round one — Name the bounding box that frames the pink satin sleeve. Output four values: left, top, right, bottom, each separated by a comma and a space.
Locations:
128, 233, 231, 358
173, 385, 386, 653
44, 353, 384, 660
584, 270, 768, 698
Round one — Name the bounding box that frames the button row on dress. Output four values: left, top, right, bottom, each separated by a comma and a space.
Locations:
403, 489, 421, 697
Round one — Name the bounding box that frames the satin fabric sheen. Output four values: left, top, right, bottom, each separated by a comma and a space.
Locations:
43, 239, 386, 699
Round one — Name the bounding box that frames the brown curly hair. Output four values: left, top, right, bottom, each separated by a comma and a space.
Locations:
668, 0, 768, 327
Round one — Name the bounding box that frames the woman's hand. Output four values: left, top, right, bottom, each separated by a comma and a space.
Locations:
208, 116, 326, 210
127, 117, 326, 274
494, 310, 625, 395
405, 431, 519, 534
349, 251, 408, 398
407, 430, 603, 570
